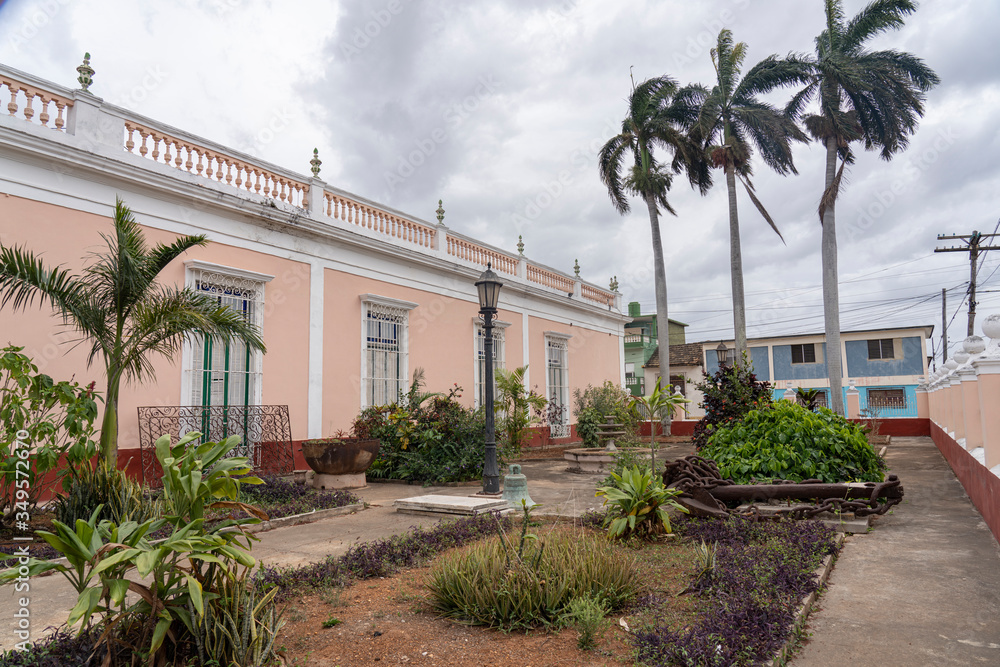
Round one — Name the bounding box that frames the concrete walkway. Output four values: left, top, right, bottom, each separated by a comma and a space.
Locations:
792, 436, 1000, 666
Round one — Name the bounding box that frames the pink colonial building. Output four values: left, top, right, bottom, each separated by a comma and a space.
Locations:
0, 62, 626, 472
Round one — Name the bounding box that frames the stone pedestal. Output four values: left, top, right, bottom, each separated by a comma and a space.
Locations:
312, 472, 367, 490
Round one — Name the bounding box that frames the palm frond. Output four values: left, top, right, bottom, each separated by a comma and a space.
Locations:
598, 134, 633, 215
818, 158, 847, 222
121, 288, 266, 383
0, 244, 85, 314
738, 174, 785, 243
735, 55, 814, 101
844, 0, 916, 48
145, 235, 209, 282
734, 103, 800, 175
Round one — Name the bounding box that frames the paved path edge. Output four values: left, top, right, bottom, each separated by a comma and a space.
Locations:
765, 532, 845, 667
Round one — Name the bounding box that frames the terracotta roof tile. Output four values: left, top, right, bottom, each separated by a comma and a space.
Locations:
644, 342, 703, 369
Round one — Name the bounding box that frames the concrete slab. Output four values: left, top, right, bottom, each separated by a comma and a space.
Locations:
393, 494, 509, 516
738, 504, 871, 533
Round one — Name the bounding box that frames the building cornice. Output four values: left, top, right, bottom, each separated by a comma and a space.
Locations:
0, 122, 629, 327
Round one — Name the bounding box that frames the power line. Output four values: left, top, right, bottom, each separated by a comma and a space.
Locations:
935, 228, 1000, 336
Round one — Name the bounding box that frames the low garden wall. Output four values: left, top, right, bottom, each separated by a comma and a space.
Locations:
930, 421, 1000, 543
522, 425, 580, 449
848, 418, 930, 437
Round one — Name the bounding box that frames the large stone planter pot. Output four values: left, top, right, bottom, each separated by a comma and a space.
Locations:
301, 437, 381, 490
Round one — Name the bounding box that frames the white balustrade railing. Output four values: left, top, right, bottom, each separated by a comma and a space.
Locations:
447, 236, 519, 275
0, 63, 619, 311
324, 192, 436, 249
1, 74, 73, 131
123, 121, 308, 208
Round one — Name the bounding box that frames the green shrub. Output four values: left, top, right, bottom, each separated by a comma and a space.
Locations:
693, 354, 773, 449
3, 432, 268, 665
0, 346, 99, 525
495, 365, 547, 457
359, 384, 492, 484
595, 465, 687, 540
575, 406, 604, 448
562, 593, 609, 650
426, 530, 638, 631
702, 401, 886, 483
598, 443, 654, 488
54, 462, 162, 527
573, 381, 638, 439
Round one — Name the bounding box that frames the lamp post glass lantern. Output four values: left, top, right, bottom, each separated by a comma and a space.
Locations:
716, 341, 730, 367
476, 263, 503, 495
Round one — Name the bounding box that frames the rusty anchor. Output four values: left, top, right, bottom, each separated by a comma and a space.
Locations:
662, 455, 904, 520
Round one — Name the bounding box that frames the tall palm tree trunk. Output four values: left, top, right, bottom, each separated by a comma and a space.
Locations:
725, 164, 748, 361
645, 194, 672, 436
821, 136, 845, 415
99, 374, 120, 465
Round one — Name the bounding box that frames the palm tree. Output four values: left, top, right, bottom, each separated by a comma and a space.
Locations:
0, 198, 266, 463
599, 75, 710, 435
787, 0, 939, 415
696, 29, 810, 360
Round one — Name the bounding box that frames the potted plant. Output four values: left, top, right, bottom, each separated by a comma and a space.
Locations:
300, 423, 381, 488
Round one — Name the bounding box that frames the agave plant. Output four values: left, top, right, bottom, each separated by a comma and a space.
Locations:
595, 465, 688, 540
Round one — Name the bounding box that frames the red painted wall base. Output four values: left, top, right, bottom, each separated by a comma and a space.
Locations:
930, 421, 1000, 544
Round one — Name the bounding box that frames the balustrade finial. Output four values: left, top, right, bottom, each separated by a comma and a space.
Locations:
435, 199, 445, 225
77, 52, 95, 91
609, 275, 619, 292
517, 235, 524, 255
310, 148, 322, 178
982, 313, 1000, 357
573, 259, 580, 277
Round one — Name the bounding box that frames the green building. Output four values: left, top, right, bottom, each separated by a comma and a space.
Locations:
623, 301, 687, 396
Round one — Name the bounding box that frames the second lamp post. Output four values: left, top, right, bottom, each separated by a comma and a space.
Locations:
476, 263, 503, 495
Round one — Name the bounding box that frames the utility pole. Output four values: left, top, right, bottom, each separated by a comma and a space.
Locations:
935, 230, 1000, 337
941, 288, 947, 365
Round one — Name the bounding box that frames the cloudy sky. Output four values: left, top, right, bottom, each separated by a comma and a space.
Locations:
2, 0, 997, 362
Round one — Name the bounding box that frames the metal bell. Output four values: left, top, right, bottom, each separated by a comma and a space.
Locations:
502, 463, 535, 510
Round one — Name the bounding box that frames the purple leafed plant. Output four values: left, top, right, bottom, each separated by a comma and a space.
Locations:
259, 510, 511, 600
0, 629, 104, 666
633, 515, 839, 667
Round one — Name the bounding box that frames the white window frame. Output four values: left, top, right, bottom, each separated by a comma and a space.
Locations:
180, 261, 272, 463
544, 332, 572, 438
473, 318, 509, 409
181, 261, 273, 408
360, 294, 418, 409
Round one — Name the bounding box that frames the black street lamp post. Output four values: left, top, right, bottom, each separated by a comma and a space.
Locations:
476, 263, 503, 495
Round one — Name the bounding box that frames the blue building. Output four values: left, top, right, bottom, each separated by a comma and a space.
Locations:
697, 325, 933, 418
